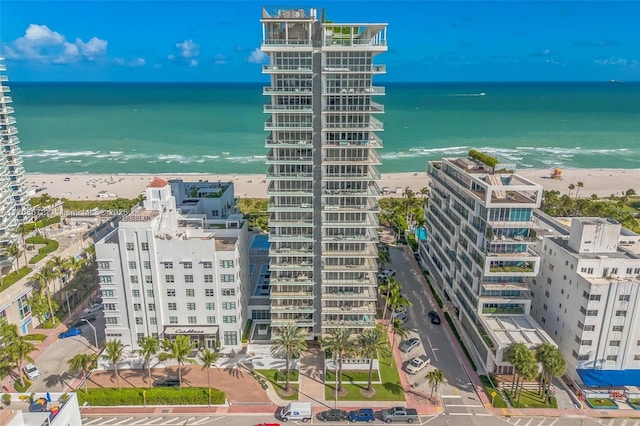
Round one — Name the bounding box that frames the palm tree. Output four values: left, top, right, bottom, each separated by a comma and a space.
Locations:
426, 369, 445, 399
357, 328, 387, 392
159, 335, 196, 387
67, 256, 85, 275
387, 292, 412, 329
543, 347, 566, 401
567, 183, 575, 198
506, 342, 528, 395
389, 318, 408, 366
32, 269, 56, 323
323, 328, 353, 393
379, 277, 400, 323
377, 247, 391, 269
48, 256, 69, 292
270, 323, 308, 392
576, 181, 584, 199
535, 342, 555, 396
137, 336, 160, 384
16, 224, 30, 267
103, 340, 124, 390
420, 187, 430, 199
12, 337, 36, 386
67, 353, 98, 392
6, 244, 21, 269
200, 348, 221, 405
516, 350, 538, 402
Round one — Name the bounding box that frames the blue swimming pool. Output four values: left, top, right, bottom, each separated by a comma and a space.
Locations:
416, 227, 428, 242
251, 234, 270, 250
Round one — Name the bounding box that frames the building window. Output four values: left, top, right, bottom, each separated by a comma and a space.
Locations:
185, 275, 194, 283
164, 262, 173, 269
133, 303, 141, 311
137, 333, 145, 342
165, 289, 175, 297
205, 289, 215, 297
545, 291, 550, 298
577, 321, 584, 329
546, 277, 552, 284
586, 310, 598, 316
106, 317, 118, 325
150, 317, 157, 325
102, 289, 115, 298
613, 325, 624, 332
252, 310, 271, 320
132, 289, 140, 297
221, 288, 235, 296
222, 302, 236, 310
581, 340, 592, 346
607, 355, 618, 361
589, 294, 601, 301
130, 275, 139, 283
126, 242, 135, 251
148, 303, 155, 311
634, 354, 640, 360
207, 316, 216, 324
183, 261, 192, 269
165, 275, 174, 283
146, 290, 154, 298
204, 275, 213, 283
135, 317, 143, 325
145, 275, 153, 284
169, 316, 178, 324
578, 354, 590, 361
616, 310, 627, 317
186, 289, 195, 297
610, 340, 621, 346
187, 303, 196, 311
206, 302, 215, 310
128, 261, 137, 269
141, 242, 149, 251
543, 304, 548, 311
548, 264, 554, 271
168, 303, 177, 310
223, 315, 236, 323
98, 261, 110, 269
221, 274, 234, 282
619, 295, 631, 302
143, 261, 151, 269
223, 331, 237, 346
202, 261, 212, 269
188, 316, 197, 324
220, 260, 234, 268
584, 325, 595, 331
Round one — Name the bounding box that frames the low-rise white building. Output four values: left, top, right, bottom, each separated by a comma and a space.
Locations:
95, 178, 250, 351
529, 216, 640, 387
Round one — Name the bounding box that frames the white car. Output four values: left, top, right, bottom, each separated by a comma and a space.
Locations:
23, 363, 41, 380
406, 355, 430, 375
378, 269, 396, 280
83, 303, 103, 315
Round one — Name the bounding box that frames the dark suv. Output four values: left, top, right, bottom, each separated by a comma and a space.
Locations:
153, 376, 180, 387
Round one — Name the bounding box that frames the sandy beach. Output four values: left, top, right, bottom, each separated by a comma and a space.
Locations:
26, 168, 640, 201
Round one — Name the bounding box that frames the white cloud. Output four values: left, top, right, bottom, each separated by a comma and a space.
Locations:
594, 56, 631, 66
2, 24, 107, 64
214, 54, 227, 65
114, 57, 146, 67
247, 48, 268, 64
168, 39, 200, 66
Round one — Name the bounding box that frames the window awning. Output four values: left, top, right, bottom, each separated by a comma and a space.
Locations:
164, 325, 219, 336
577, 369, 640, 387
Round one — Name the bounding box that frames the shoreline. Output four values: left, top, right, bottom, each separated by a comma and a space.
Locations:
25, 168, 640, 201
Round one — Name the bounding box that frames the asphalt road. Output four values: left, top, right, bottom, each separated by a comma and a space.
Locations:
387, 245, 487, 416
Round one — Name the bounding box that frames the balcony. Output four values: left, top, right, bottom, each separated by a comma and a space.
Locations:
322, 64, 386, 74
261, 39, 314, 49
265, 138, 312, 147
321, 318, 376, 328
0, 85, 10, 93
481, 306, 525, 315
270, 304, 315, 314
322, 202, 380, 213
323, 137, 382, 148
322, 186, 379, 197
323, 168, 380, 181
0, 126, 18, 136
269, 260, 313, 272
264, 104, 313, 113
269, 246, 313, 256
268, 203, 314, 212
322, 215, 379, 228
263, 87, 312, 95
266, 172, 313, 180
262, 64, 313, 73
323, 86, 385, 95
323, 303, 375, 313
267, 186, 312, 196
270, 276, 314, 285
0, 96, 13, 103
322, 277, 376, 286
322, 151, 381, 165
264, 119, 313, 131
0, 116, 16, 125
322, 101, 384, 113
323, 288, 376, 300
322, 246, 378, 258
2, 135, 19, 145
0, 106, 14, 114
323, 259, 378, 273
269, 233, 313, 242
322, 117, 384, 131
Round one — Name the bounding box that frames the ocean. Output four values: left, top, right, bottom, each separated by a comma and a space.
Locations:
8, 82, 640, 175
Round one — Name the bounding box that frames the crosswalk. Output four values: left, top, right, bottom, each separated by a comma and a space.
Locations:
82, 416, 214, 425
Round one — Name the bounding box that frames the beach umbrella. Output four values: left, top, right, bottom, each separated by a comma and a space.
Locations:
46, 392, 51, 403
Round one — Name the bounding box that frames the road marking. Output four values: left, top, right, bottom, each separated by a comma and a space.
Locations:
475, 413, 493, 416
113, 417, 133, 425
512, 419, 521, 425
190, 417, 211, 425
129, 418, 150, 425
441, 395, 462, 398
99, 419, 119, 425
83, 418, 103, 425
448, 412, 474, 416
144, 418, 165, 424
445, 404, 483, 407
522, 420, 532, 426
161, 418, 184, 425
426, 336, 439, 361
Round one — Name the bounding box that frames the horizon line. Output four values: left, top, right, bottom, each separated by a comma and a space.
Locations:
9, 80, 640, 84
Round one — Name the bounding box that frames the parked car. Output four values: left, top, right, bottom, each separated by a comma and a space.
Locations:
405, 355, 430, 375
23, 363, 41, 380
153, 376, 180, 387
317, 408, 348, 422
58, 328, 82, 339
392, 306, 408, 317
399, 338, 420, 353
430, 313, 441, 325
381, 406, 419, 423
348, 408, 376, 422
394, 313, 408, 324
378, 269, 396, 280
83, 303, 103, 315
279, 402, 312, 422
428, 311, 437, 319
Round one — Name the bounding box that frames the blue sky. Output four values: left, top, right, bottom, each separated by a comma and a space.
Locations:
1, 0, 639, 82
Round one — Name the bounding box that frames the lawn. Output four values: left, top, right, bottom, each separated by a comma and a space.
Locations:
0, 267, 32, 292
255, 369, 299, 401
24, 333, 47, 342
324, 325, 404, 401
587, 397, 618, 408
325, 369, 380, 383
14, 378, 32, 393
479, 375, 507, 408
26, 236, 59, 264
76, 387, 225, 406
506, 388, 557, 408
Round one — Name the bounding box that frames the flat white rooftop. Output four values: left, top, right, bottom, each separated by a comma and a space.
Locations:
481, 315, 555, 349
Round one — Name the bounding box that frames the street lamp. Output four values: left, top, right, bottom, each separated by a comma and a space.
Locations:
81, 318, 98, 351
65, 289, 77, 314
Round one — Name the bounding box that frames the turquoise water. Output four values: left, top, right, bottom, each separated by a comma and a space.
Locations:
9, 82, 640, 174
250, 234, 270, 250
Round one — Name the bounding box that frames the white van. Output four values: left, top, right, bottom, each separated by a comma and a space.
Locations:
279, 401, 312, 422
23, 363, 41, 380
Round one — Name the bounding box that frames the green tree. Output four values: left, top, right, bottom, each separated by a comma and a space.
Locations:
270, 323, 308, 392
576, 181, 584, 198
540, 346, 566, 401
0, 321, 20, 377
47, 256, 70, 292
390, 318, 409, 364
12, 336, 37, 386
535, 342, 555, 396
67, 353, 98, 392
137, 336, 160, 384
200, 348, 221, 405
323, 328, 353, 393
31, 268, 57, 323
6, 244, 21, 269
426, 369, 445, 399
377, 246, 391, 269
386, 292, 412, 330
27, 290, 57, 324
159, 335, 196, 388
103, 340, 124, 390
379, 277, 400, 324
357, 328, 387, 392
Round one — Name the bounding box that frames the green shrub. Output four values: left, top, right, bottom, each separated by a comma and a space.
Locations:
2, 393, 11, 404
24, 334, 47, 342
479, 375, 507, 408
0, 267, 32, 291
468, 149, 498, 168
14, 378, 32, 393
23, 216, 61, 231
241, 319, 253, 343
77, 387, 225, 406
26, 237, 59, 264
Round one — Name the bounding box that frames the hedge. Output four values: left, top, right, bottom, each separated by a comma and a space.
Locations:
479, 375, 507, 408
26, 236, 59, 264
24, 334, 47, 342
468, 149, 498, 168
77, 387, 225, 406
23, 216, 61, 231
0, 266, 32, 291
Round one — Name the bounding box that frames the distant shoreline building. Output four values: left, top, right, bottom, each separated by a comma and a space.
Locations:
260, 7, 387, 337
421, 155, 555, 373
0, 57, 32, 270
95, 178, 249, 350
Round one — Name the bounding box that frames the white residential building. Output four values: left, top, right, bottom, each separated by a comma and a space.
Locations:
0, 58, 31, 270
529, 216, 640, 387
422, 155, 555, 373
260, 7, 387, 337
95, 178, 250, 351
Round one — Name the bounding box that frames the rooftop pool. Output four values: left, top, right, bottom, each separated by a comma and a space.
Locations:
251, 234, 270, 250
